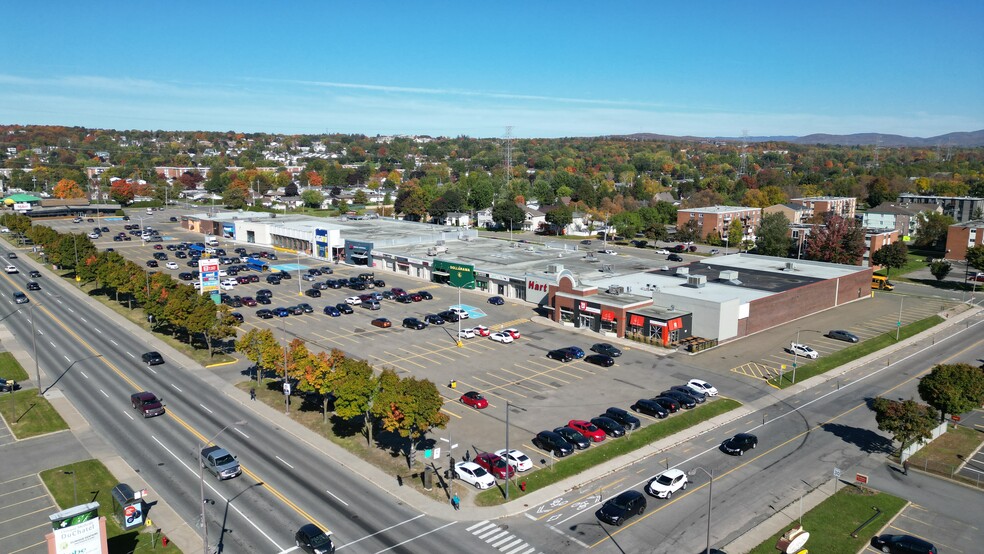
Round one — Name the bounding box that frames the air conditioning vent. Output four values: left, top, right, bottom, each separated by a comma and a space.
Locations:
686, 275, 707, 288
719, 270, 738, 281
547, 263, 564, 273
607, 285, 624, 295
675, 267, 690, 277
784, 261, 796, 271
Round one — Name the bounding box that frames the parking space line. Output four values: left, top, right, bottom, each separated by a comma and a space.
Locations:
497, 367, 561, 389
380, 351, 427, 368
512, 362, 576, 384
473, 375, 532, 397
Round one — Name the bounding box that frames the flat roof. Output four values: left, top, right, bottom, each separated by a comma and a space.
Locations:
678, 205, 760, 214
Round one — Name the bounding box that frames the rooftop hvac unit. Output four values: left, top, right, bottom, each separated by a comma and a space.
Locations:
784, 261, 796, 271
675, 267, 690, 276
719, 270, 739, 281
607, 285, 624, 295
686, 275, 707, 288
547, 263, 564, 273
602, 264, 614, 273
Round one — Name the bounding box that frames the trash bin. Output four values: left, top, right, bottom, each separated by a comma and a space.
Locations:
423, 466, 433, 490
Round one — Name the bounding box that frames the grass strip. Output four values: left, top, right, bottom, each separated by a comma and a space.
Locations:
0, 351, 30, 381
0, 389, 69, 438
747, 485, 907, 554
475, 398, 741, 506
41, 460, 182, 553
770, 315, 943, 389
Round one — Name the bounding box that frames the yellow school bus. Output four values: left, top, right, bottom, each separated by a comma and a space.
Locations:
872, 275, 894, 291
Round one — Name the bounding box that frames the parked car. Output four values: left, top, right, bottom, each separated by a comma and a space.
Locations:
670, 385, 706, 403
487, 296, 505, 305
454, 462, 496, 490
459, 391, 488, 409
424, 314, 445, 325
494, 448, 534, 472
489, 332, 513, 343
532, 430, 574, 457
563, 346, 586, 359
294, 523, 335, 554
651, 396, 679, 413
870, 534, 937, 554
596, 490, 646, 526
503, 328, 521, 339
370, 318, 392, 328
297, 303, 314, 314
646, 469, 688, 499
590, 343, 622, 357
786, 342, 819, 359
323, 305, 341, 317
687, 378, 719, 397
603, 407, 640, 430
402, 317, 427, 330
553, 426, 591, 450
345, 296, 362, 305
229, 312, 244, 323
336, 303, 353, 315
827, 329, 859, 343
417, 291, 433, 300
585, 354, 615, 367
473, 452, 515, 480
667, 253, 684, 262
472, 325, 491, 337
568, 419, 606, 442
661, 390, 698, 409
547, 349, 575, 362
722, 433, 758, 455
256, 309, 273, 319
631, 398, 669, 418
437, 310, 459, 323
457, 328, 475, 339
590, 416, 626, 437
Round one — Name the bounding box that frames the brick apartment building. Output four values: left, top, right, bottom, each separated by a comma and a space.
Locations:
865, 229, 901, 268
789, 196, 857, 221
944, 220, 984, 260
676, 205, 762, 241
898, 194, 984, 223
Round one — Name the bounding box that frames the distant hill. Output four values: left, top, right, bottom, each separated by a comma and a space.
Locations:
612, 130, 984, 147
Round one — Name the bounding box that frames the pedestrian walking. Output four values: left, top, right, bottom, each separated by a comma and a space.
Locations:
451, 493, 460, 510
902, 459, 909, 475
249, 387, 256, 401
464, 450, 470, 462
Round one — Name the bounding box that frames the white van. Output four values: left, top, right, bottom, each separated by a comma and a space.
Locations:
204, 236, 219, 247
146, 208, 154, 215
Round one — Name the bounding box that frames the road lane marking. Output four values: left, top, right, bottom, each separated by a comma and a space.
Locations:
80, 371, 87, 379
234, 428, 250, 439
275, 456, 294, 469
124, 411, 133, 420
370, 520, 457, 554
324, 489, 348, 506
126, 351, 134, 358
199, 404, 213, 414
170, 383, 182, 392
99, 389, 109, 398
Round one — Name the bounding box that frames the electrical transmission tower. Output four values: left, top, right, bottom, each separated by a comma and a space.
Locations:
498, 126, 513, 209
737, 129, 749, 178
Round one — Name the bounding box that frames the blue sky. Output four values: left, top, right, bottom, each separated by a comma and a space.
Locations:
2, 1, 982, 138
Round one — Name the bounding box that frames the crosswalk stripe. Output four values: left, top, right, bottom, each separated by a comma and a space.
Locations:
498, 538, 523, 551
467, 521, 495, 533
491, 534, 516, 548
478, 526, 502, 539
503, 543, 532, 554
486, 530, 510, 543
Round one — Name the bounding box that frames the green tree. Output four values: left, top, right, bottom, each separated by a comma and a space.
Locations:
394, 184, 429, 220
913, 212, 955, 248
755, 212, 792, 257
727, 218, 743, 250
544, 204, 573, 234
929, 260, 952, 281
491, 202, 525, 230
611, 211, 643, 238
222, 186, 248, 209
332, 357, 381, 444
917, 363, 984, 422
235, 329, 283, 384
872, 397, 939, 456
966, 245, 984, 272
870, 241, 908, 278
373, 371, 449, 468
353, 190, 369, 205
300, 189, 325, 208
675, 219, 700, 243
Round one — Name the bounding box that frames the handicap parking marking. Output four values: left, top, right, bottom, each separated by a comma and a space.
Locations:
270, 263, 308, 271
450, 304, 488, 319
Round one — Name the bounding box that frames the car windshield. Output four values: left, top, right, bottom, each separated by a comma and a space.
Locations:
656, 474, 674, 485
214, 454, 235, 465
585, 424, 599, 432
309, 532, 331, 547
472, 466, 489, 477
142, 397, 159, 405
609, 496, 631, 510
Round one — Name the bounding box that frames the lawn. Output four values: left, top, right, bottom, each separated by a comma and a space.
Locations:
0, 351, 29, 381
906, 424, 984, 486
0, 389, 69, 438
769, 315, 944, 389
41, 460, 181, 553
474, 398, 742, 506
874, 251, 932, 278
747, 486, 907, 554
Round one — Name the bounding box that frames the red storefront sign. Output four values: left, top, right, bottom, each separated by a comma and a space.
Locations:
601, 310, 615, 322
629, 314, 644, 326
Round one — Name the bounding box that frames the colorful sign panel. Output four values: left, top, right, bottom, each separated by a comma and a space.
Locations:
198, 258, 220, 294
122, 502, 143, 529
52, 518, 103, 554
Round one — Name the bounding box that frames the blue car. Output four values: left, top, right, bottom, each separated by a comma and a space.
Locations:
488, 296, 505, 305
274, 307, 291, 317
563, 346, 585, 359
323, 305, 341, 317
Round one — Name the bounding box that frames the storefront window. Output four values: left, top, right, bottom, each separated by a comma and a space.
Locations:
560, 307, 574, 323
601, 317, 617, 333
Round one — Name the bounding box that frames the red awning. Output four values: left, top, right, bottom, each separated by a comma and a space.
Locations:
601, 310, 615, 322
629, 314, 644, 326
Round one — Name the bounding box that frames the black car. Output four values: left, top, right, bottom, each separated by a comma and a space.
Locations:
870, 534, 936, 554
307, 268, 323, 276
141, 351, 164, 365
488, 296, 505, 305
552, 426, 591, 450
827, 329, 860, 343
631, 398, 669, 418
532, 430, 574, 457
670, 385, 706, 403
402, 317, 427, 330
256, 289, 273, 299
590, 416, 626, 438
323, 305, 341, 317
336, 303, 353, 315
276, 271, 291, 280
289, 305, 304, 315
29, 270, 41, 278
547, 349, 574, 362
667, 253, 684, 262
266, 275, 282, 284
256, 309, 273, 319
603, 407, 640, 430
590, 343, 622, 357
424, 314, 445, 325
325, 279, 343, 289
651, 396, 680, 413
722, 433, 758, 456
178, 272, 194, 281
297, 303, 314, 314
257, 296, 272, 305
26, 281, 40, 290
373, 279, 386, 288
585, 354, 615, 367
146, 260, 158, 267
596, 490, 646, 526
437, 310, 460, 323
313, 281, 329, 290
660, 390, 697, 409
295, 522, 335, 554
395, 295, 413, 304
304, 288, 322, 298
417, 291, 433, 300
224, 297, 242, 308
230, 312, 244, 323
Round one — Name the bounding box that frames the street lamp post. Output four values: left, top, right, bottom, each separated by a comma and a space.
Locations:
64, 471, 77, 505
28, 303, 42, 396
198, 420, 246, 554
440, 429, 456, 502
281, 319, 290, 414
895, 295, 904, 341
688, 466, 714, 554
790, 329, 821, 385
455, 279, 476, 347
297, 248, 303, 296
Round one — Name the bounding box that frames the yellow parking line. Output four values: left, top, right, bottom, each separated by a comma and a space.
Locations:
513, 362, 576, 383
497, 367, 560, 389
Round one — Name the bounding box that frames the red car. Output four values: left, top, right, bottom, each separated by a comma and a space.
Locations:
568, 419, 606, 442
153, 244, 164, 250
391, 287, 407, 296
503, 328, 521, 340
474, 452, 515, 479
241, 296, 257, 307
472, 325, 491, 337
409, 293, 423, 302
459, 391, 488, 409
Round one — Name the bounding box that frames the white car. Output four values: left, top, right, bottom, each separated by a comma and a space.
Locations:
687, 378, 718, 397
87, 232, 100, 239
220, 278, 238, 287
218, 270, 227, 277
165, 261, 179, 269
220, 282, 235, 291
472, 325, 490, 337
454, 462, 496, 490
345, 296, 362, 305
646, 468, 689, 498
489, 332, 513, 344
602, 249, 617, 255
4, 264, 18, 274
1, 227, 10, 232
494, 448, 533, 472
654, 249, 670, 255
786, 342, 819, 359
449, 307, 469, 320
458, 328, 475, 339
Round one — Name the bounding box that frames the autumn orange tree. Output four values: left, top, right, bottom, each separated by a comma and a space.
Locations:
109, 179, 136, 205
53, 178, 86, 199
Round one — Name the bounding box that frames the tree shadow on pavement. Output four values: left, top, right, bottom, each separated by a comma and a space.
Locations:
821, 422, 895, 454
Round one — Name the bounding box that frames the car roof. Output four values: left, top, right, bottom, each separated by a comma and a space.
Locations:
658, 468, 686, 479
298, 523, 327, 536
456, 461, 482, 470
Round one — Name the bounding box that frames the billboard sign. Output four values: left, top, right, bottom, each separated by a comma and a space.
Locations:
122, 502, 144, 529
49, 502, 99, 530
52, 518, 104, 554
198, 258, 220, 293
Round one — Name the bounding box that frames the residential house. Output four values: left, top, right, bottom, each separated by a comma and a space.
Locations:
865, 229, 900, 268
522, 205, 546, 232
862, 202, 939, 239
443, 212, 471, 228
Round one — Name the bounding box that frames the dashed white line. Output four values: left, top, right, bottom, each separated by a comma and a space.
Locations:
275, 456, 294, 469
126, 351, 134, 358
80, 317, 87, 323
148, 367, 157, 374
80, 371, 88, 379
234, 428, 250, 439
63, 355, 70, 362
110, 340, 118, 346
94, 328, 102, 334
37, 329, 44, 335
66, 307, 74, 313
199, 404, 213, 414
324, 489, 348, 506
170, 383, 182, 392
124, 411, 134, 420
99, 390, 109, 398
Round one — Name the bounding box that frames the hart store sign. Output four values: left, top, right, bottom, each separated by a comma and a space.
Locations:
526, 276, 555, 303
